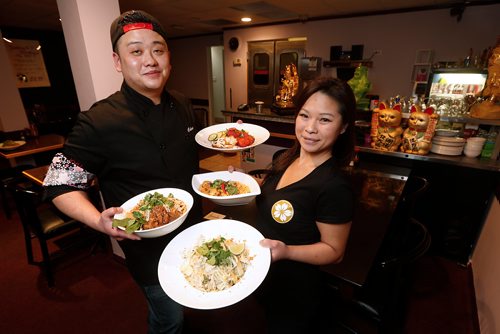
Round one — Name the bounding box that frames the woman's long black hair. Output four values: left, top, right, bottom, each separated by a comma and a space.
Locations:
266, 77, 356, 180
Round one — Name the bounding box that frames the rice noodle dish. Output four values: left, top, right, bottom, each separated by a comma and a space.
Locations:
180, 236, 253, 292
112, 192, 187, 233
199, 179, 250, 197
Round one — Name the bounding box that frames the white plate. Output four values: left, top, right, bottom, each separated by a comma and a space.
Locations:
158, 219, 271, 310
0, 140, 26, 151
430, 143, 464, 156
435, 129, 460, 137
113, 188, 193, 238
195, 123, 270, 152
192, 171, 261, 206
432, 136, 466, 144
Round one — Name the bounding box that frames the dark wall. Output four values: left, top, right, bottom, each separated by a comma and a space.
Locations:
1, 26, 79, 135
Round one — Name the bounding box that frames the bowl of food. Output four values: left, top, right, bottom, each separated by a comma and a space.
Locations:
0, 140, 26, 151
192, 171, 260, 206
112, 188, 193, 238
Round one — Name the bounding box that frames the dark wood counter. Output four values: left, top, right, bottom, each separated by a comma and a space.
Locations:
205, 165, 409, 288
223, 109, 499, 172
358, 146, 500, 172
222, 108, 295, 124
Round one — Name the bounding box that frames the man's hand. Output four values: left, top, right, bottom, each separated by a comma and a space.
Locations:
101, 207, 141, 241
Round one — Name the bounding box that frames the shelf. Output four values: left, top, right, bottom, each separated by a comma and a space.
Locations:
438, 116, 500, 126
357, 146, 499, 172
323, 60, 373, 68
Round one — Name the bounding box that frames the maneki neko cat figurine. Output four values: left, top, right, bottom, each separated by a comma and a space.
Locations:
370, 102, 404, 151
400, 105, 439, 155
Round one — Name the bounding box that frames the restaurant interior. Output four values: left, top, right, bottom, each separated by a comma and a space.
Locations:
1, 1, 499, 333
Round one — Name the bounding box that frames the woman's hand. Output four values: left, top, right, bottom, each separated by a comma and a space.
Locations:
260, 238, 288, 262
100, 207, 141, 241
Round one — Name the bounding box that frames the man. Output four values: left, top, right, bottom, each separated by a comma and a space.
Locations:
43, 10, 201, 334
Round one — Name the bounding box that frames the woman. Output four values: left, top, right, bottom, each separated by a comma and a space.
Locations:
255, 77, 356, 333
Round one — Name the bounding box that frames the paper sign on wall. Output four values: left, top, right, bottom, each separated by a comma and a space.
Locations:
5, 39, 51, 88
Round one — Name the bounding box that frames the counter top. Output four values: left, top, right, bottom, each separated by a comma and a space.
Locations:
222, 109, 295, 124
205, 166, 409, 288
223, 110, 499, 171
358, 146, 500, 172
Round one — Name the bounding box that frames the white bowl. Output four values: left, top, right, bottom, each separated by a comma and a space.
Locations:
463, 148, 482, 158
465, 137, 486, 148
192, 171, 261, 206
114, 188, 193, 238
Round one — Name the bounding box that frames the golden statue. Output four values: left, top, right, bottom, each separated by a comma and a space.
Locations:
275, 64, 299, 108
470, 36, 500, 119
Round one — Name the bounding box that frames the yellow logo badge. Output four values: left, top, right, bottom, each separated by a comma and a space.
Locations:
271, 200, 294, 224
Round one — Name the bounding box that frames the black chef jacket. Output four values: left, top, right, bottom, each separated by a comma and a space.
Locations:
45, 82, 202, 285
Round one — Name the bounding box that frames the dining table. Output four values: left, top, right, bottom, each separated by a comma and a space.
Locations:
0, 134, 64, 166
204, 164, 409, 288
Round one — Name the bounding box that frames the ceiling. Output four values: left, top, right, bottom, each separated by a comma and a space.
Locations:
0, 0, 495, 39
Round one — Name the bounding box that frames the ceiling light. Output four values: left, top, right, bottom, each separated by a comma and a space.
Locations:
241, 17, 252, 22
2, 37, 13, 43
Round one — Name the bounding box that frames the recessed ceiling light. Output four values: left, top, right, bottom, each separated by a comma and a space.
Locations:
241, 17, 252, 22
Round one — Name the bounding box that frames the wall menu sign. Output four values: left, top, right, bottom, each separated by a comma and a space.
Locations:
6, 39, 51, 88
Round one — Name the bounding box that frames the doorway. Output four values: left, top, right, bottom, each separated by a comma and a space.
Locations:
208, 45, 225, 124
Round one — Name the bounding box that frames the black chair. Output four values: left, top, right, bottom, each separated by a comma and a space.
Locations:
8, 181, 85, 287
325, 176, 432, 334
1, 164, 35, 219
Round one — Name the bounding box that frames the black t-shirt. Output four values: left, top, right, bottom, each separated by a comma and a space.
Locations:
46, 82, 202, 285
255, 157, 353, 245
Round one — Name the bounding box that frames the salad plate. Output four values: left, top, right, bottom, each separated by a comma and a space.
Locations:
195, 123, 270, 152
158, 219, 271, 309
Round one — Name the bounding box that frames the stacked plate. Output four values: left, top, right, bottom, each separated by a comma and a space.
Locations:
431, 136, 466, 156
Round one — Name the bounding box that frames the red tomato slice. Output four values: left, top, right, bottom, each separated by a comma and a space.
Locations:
237, 134, 255, 147
226, 128, 241, 138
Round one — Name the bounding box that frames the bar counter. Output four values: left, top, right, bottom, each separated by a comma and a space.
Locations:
222, 108, 499, 172
205, 165, 409, 287
222, 108, 498, 265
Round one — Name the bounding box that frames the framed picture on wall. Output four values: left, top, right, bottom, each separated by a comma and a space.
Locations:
5, 39, 51, 88
412, 64, 431, 83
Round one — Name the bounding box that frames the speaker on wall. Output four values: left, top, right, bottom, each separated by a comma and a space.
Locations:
351, 45, 364, 60
330, 46, 342, 61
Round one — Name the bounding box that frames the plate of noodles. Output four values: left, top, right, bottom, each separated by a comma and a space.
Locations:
195, 123, 270, 152
192, 171, 261, 206
112, 188, 193, 238
158, 219, 271, 309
